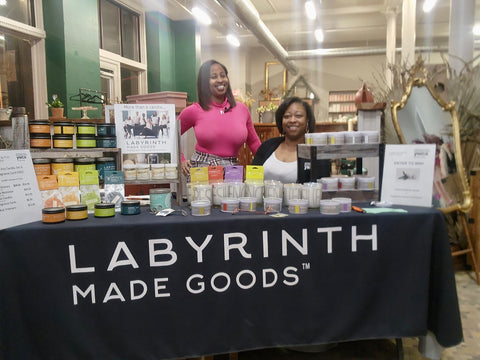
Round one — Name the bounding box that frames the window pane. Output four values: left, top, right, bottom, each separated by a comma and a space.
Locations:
0, 32, 34, 117
121, 66, 138, 102
100, 0, 121, 55
0, 0, 33, 25
121, 8, 139, 61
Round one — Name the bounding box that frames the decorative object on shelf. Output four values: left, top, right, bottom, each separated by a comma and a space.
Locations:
71, 106, 97, 119
46, 94, 64, 118
0, 106, 12, 121
354, 82, 374, 107
233, 89, 255, 110
285, 75, 320, 109
256, 102, 278, 123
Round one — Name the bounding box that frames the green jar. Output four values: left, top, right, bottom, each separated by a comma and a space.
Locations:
76, 122, 96, 135
76, 135, 96, 148
94, 203, 116, 218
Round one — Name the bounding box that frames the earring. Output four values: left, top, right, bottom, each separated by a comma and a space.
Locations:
305, 126, 309, 133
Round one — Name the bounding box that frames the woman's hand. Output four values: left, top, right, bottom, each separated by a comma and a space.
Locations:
182, 160, 192, 177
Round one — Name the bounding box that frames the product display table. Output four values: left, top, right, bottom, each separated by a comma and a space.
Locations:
0, 205, 462, 359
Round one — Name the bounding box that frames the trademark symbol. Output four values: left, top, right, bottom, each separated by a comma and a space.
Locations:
302, 263, 310, 270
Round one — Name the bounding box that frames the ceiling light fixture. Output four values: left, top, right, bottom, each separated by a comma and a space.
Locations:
422, 0, 437, 13
305, 1, 316, 20
314, 28, 324, 43
192, 6, 212, 25
226, 34, 240, 47
474, 24, 480, 36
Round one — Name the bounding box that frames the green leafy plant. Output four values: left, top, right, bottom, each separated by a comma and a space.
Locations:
256, 102, 278, 114
45, 94, 64, 108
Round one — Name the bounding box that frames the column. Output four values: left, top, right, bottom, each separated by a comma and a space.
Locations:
385, 6, 399, 88
448, 0, 475, 75
401, 0, 416, 68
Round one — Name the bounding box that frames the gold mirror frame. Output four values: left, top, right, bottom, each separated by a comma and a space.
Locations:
265, 61, 287, 100
391, 75, 472, 214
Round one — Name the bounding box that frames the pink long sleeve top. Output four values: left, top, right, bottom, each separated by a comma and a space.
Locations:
180, 98, 261, 161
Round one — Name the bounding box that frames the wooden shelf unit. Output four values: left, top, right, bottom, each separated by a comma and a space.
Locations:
328, 90, 357, 122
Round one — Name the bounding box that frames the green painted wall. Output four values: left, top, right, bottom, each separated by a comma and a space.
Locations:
43, 0, 101, 118
146, 11, 175, 92
172, 20, 200, 102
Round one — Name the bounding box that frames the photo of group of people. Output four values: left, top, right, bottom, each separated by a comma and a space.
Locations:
122, 110, 171, 139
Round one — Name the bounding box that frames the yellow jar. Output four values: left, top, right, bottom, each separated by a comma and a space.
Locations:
53, 121, 75, 135
51, 158, 74, 174
66, 204, 88, 221
53, 134, 73, 149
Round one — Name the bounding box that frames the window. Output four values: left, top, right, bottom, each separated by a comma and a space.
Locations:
98, 0, 146, 103
0, 0, 46, 120
99, 0, 140, 62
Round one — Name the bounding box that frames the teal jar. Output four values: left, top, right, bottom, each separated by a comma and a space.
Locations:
96, 123, 116, 136
96, 136, 117, 148
121, 200, 141, 215
149, 188, 172, 212
96, 157, 116, 182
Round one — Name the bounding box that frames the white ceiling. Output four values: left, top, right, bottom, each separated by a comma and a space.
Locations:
146, 0, 479, 53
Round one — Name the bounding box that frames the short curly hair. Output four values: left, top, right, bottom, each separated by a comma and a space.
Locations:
275, 97, 316, 135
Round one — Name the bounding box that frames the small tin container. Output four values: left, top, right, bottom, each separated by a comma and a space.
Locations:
76, 134, 96, 148
288, 199, 308, 214
191, 200, 211, 216
76, 122, 96, 135
357, 176, 376, 191
264, 197, 283, 212
320, 200, 341, 215
150, 163, 165, 180
33, 158, 51, 175
52, 134, 73, 149
239, 197, 257, 212
29, 121, 51, 134
75, 157, 96, 173
362, 131, 380, 144
136, 164, 150, 180
331, 197, 352, 213
164, 164, 178, 179
53, 121, 75, 135
94, 203, 116, 218
221, 198, 239, 213
51, 158, 74, 174
121, 200, 141, 215
42, 207, 66, 224
96, 123, 116, 136
319, 177, 339, 192
338, 177, 356, 190
30, 133, 51, 148
66, 204, 88, 220
96, 136, 117, 148
327, 132, 345, 145
124, 164, 137, 180
149, 188, 172, 212
344, 131, 363, 144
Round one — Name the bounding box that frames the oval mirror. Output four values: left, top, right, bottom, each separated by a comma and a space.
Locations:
391, 76, 472, 214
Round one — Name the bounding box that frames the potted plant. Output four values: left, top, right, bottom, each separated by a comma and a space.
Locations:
46, 94, 64, 118
256, 102, 278, 123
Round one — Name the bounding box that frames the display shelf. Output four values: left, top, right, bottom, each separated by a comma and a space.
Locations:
328, 90, 357, 122
29, 147, 120, 159
297, 143, 384, 202
124, 179, 179, 185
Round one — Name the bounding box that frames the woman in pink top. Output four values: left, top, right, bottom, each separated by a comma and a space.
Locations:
179, 59, 261, 177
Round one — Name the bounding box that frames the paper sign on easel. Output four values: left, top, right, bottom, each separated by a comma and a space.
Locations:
0, 150, 43, 229
381, 144, 436, 207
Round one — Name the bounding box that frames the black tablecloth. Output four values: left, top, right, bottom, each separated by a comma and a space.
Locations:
0, 205, 462, 360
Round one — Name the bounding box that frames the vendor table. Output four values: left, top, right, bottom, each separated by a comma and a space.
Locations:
0, 205, 462, 360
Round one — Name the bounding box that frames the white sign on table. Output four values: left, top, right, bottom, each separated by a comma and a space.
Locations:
114, 103, 177, 167
0, 150, 43, 229
381, 144, 436, 207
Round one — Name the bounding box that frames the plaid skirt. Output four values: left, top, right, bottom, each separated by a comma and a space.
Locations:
190, 150, 238, 168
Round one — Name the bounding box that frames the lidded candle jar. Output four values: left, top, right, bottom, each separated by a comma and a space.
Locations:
76, 134, 96, 148
53, 121, 75, 135
121, 200, 141, 215
164, 164, 178, 179
29, 120, 51, 134
136, 163, 150, 180
30, 133, 51, 148
52, 134, 73, 149
33, 158, 51, 175
42, 207, 66, 224
124, 164, 137, 180
75, 157, 96, 174
66, 204, 88, 220
94, 203, 116, 218
76, 122, 96, 135
149, 188, 172, 212
51, 158, 74, 174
